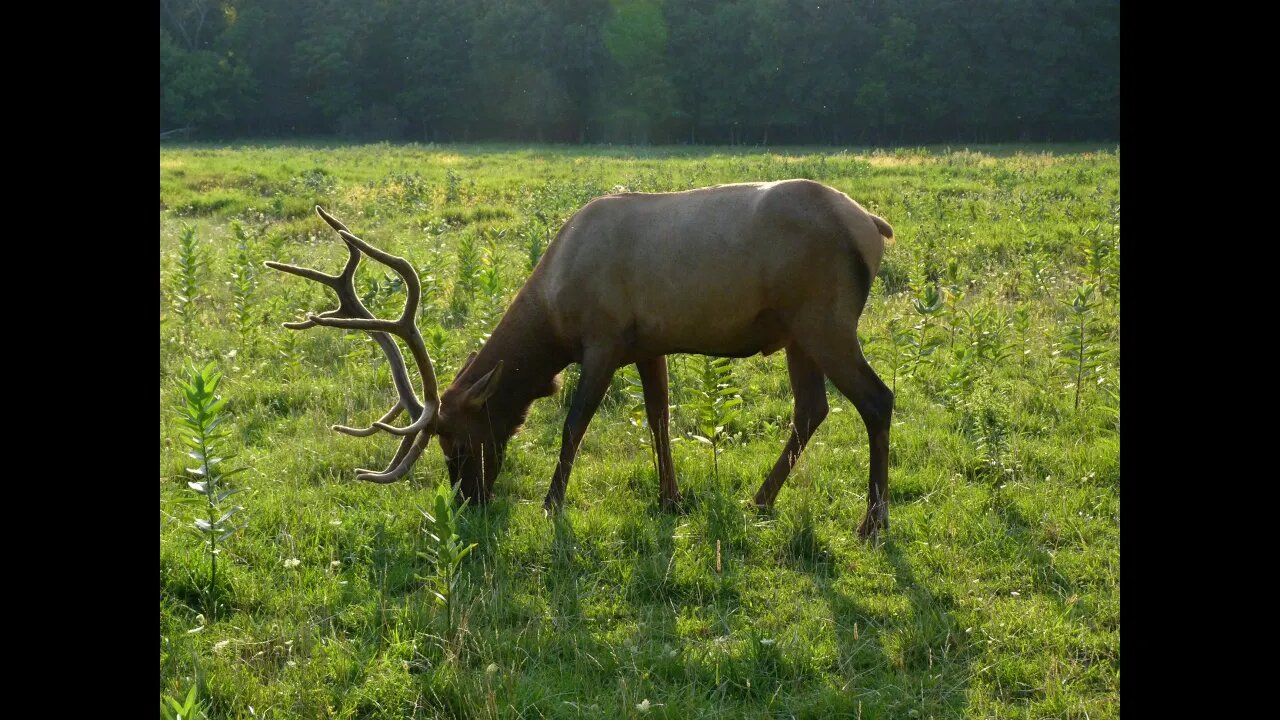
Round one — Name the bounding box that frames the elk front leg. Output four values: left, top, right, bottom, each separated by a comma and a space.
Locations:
753, 342, 829, 509
636, 355, 680, 510
543, 347, 619, 513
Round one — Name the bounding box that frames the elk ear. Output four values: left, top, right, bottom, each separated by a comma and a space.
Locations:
458, 351, 479, 376
463, 361, 504, 409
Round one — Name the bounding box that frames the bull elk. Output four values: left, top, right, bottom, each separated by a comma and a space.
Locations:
267, 179, 896, 539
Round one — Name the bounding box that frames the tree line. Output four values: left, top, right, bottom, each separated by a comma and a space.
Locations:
160, 0, 1119, 145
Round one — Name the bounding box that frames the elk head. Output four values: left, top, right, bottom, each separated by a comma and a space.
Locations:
265, 206, 506, 501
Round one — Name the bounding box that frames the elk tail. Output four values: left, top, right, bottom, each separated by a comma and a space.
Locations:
871, 214, 895, 247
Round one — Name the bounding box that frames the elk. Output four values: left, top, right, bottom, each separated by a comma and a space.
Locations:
267, 179, 896, 539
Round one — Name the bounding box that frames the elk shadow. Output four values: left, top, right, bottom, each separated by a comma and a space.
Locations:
620, 506, 754, 692
987, 487, 1085, 611
349, 492, 517, 649
802, 536, 978, 717
534, 503, 751, 690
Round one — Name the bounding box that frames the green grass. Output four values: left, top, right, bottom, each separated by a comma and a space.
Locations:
160, 142, 1119, 718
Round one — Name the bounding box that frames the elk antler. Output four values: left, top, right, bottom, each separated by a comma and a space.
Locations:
265, 206, 440, 483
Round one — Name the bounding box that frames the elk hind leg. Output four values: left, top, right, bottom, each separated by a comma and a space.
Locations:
796, 327, 893, 540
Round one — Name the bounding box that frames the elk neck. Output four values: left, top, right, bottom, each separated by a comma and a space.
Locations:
448, 287, 571, 438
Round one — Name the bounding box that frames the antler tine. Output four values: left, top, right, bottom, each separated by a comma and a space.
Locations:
333, 402, 404, 437
305, 315, 400, 333
355, 431, 433, 484
316, 204, 351, 234
261, 232, 359, 325
263, 260, 343, 288
372, 406, 435, 436
283, 309, 340, 331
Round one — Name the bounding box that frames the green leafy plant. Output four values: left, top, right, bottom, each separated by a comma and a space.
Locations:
940, 258, 967, 345
1103, 376, 1120, 431
1080, 221, 1116, 294
686, 356, 742, 482
419, 484, 477, 642
264, 226, 288, 259
961, 380, 1017, 485
875, 316, 915, 399
177, 363, 246, 617
1016, 249, 1051, 300
965, 306, 1015, 369
171, 225, 205, 333
160, 683, 206, 720
275, 301, 302, 373
906, 284, 946, 376
618, 363, 651, 435
943, 286, 967, 349
1058, 284, 1106, 410
448, 231, 482, 326
556, 364, 580, 410
941, 306, 1015, 401
230, 222, 257, 346
445, 168, 462, 205
527, 211, 552, 270
359, 270, 405, 317
1009, 304, 1037, 371
480, 231, 504, 301
424, 323, 451, 374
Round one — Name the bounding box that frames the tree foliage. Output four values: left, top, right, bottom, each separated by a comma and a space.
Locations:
160, 0, 1120, 144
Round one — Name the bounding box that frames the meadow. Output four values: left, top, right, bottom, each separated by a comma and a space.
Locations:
159, 143, 1119, 719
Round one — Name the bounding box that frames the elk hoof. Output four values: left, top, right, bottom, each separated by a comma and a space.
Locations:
542, 497, 563, 518
857, 507, 890, 542
750, 491, 775, 514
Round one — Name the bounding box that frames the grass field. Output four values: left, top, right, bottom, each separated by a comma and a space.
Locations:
160, 143, 1119, 719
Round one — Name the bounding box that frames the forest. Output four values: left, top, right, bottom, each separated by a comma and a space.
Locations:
160, 0, 1120, 145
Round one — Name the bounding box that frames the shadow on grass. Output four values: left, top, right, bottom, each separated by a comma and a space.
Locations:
988, 487, 1078, 606
798, 532, 979, 717
394, 480, 1077, 717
